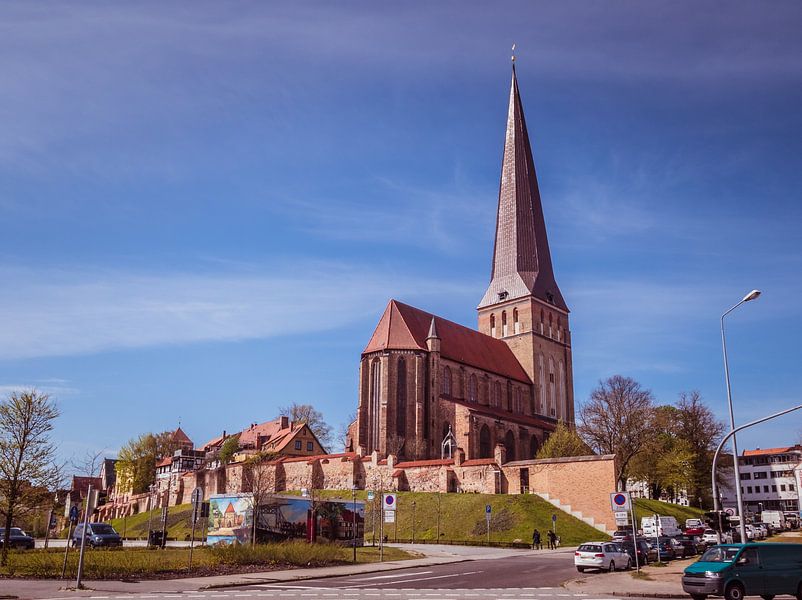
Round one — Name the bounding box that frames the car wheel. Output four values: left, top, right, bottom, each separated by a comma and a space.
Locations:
725, 582, 745, 600
691, 595, 707, 600
576, 566, 585, 573
608, 560, 615, 572
626, 558, 632, 570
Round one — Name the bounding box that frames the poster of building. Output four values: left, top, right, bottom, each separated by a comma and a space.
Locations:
207, 494, 253, 545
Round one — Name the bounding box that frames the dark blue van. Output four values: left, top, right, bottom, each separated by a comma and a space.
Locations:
682, 543, 802, 600
71, 522, 123, 548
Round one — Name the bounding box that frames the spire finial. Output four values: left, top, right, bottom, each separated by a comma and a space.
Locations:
511, 43, 516, 64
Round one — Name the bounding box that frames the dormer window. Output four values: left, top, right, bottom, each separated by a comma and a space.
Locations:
498, 291, 508, 301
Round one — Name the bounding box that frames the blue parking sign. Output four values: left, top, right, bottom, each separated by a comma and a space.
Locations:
486, 504, 491, 514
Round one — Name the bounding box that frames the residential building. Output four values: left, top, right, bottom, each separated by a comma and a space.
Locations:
737, 445, 802, 514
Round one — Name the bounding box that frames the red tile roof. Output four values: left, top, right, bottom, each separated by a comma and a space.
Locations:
394, 458, 454, 469
171, 427, 193, 447
449, 397, 557, 431
743, 446, 802, 457
461, 458, 500, 467
363, 300, 531, 383
156, 457, 172, 468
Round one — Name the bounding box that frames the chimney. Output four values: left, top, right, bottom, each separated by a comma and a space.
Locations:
280, 416, 289, 429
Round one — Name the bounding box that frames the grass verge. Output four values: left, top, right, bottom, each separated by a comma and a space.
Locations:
0, 542, 412, 579
633, 499, 705, 527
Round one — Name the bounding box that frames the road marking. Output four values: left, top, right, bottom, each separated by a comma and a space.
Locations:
350, 571, 434, 581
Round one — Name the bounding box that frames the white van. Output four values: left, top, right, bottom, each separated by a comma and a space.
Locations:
640, 515, 682, 537
762, 510, 786, 531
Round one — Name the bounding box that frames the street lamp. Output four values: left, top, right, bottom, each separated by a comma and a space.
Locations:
721, 289, 761, 544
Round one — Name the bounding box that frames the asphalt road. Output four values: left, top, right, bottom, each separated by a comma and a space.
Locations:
239, 553, 579, 589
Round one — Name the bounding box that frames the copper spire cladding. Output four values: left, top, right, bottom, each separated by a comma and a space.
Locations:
478, 66, 567, 312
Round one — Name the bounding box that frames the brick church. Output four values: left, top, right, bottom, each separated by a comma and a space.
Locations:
349, 66, 574, 463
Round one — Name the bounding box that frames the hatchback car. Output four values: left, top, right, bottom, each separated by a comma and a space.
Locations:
0, 527, 35, 549
575, 541, 632, 572
619, 539, 655, 565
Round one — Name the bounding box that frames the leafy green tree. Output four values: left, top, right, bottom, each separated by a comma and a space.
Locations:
279, 403, 332, 451
218, 435, 240, 465
674, 391, 725, 507
535, 421, 592, 459
116, 431, 182, 494
0, 390, 61, 566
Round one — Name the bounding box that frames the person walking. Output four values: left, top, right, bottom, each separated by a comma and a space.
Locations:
532, 529, 541, 550
547, 529, 557, 550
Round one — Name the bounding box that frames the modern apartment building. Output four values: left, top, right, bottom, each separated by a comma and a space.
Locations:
738, 445, 802, 514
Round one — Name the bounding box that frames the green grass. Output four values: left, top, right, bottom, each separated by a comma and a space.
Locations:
0, 542, 413, 579
299, 490, 607, 546
633, 499, 705, 527
107, 504, 196, 540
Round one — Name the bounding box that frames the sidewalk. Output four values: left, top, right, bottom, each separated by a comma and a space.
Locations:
564, 558, 693, 598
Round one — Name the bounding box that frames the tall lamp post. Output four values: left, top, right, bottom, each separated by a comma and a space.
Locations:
721, 289, 761, 544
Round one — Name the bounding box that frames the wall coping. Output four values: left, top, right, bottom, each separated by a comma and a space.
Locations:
504, 453, 615, 466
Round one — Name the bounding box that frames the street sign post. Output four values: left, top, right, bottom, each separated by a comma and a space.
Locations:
383, 493, 397, 511
610, 492, 631, 512
610, 491, 639, 572
189, 487, 203, 569
75, 484, 93, 589
485, 505, 492, 544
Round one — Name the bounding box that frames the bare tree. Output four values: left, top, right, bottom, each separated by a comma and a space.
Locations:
578, 375, 654, 490
336, 412, 357, 452
279, 403, 332, 451
71, 449, 105, 478
242, 453, 277, 545
0, 390, 61, 566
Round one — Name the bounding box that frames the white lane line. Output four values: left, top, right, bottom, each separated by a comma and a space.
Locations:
345, 571, 483, 588
350, 571, 434, 581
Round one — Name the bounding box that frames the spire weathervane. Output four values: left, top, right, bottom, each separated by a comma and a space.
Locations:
511, 43, 516, 63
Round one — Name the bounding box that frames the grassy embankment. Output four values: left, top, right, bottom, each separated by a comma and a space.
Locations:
0, 542, 412, 579
297, 490, 606, 546
108, 504, 195, 540
633, 499, 705, 526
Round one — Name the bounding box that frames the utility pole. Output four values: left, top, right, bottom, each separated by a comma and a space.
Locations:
411, 501, 416, 543
352, 487, 357, 563
75, 485, 95, 589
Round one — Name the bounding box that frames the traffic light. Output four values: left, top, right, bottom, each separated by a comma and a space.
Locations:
704, 511, 730, 532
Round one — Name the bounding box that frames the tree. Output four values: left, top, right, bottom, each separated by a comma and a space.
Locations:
578, 375, 654, 490
71, 449, 106, 478
279, 403, 332, 451
336, 411, 357, 452
674, 391, 725, 507
116, 431, 182, 495
0, 390, 61, 566
242, 452, 277, 545
536, 422, 593, 459
218, 436, 240, 466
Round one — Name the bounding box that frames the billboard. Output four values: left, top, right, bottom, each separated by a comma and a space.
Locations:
208, 493, 365, 545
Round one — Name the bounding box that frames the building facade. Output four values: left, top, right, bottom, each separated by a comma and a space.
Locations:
737, 445, 802, 514
350, 66, 573, 462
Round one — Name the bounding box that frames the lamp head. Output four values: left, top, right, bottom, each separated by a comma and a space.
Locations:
743, 290, 762, 302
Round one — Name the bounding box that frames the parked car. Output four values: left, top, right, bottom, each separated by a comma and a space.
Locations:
575, 541, 632, 572
675, 535, 706, 556
649, 536, 676, 561
612, 529, 631, 541
0, 527, 35, 549
701, 529, 732, 546
752, 523, 770, 539
619, 539, 655, 565
760, 511, 786, 532
685, 518, 706, 536
682, 543, 802, 600
71, 523, 122, 548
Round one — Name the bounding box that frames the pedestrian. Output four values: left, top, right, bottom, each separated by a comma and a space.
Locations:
547, 529, 556, 550
532, 529, 541, 550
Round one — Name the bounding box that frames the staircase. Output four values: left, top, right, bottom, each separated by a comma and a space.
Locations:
535, 492, 614, 536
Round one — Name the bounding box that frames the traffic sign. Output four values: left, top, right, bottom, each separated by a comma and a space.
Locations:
191, 487, 203, 506
69, 505, 79, 524
552, 514, 557, 523
610, 492, 631, 512
486, 504, 492, 514
367, 491, 375, 501
614, 511, 630, 526
384, 511, 395, 523
383, 493, 397, 511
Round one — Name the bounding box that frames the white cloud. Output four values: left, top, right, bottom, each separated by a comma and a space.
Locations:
0, 262, 474, 361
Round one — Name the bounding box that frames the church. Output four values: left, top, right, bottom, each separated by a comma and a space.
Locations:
349, 66, 574, 463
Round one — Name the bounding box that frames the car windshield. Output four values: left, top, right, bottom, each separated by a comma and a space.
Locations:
1, 528, 24, 537
578, 544, 602, 552
699, 547, 740, 563
90, 524, 115, 535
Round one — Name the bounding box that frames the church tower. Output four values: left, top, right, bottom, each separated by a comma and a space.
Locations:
477, 66, 574, 424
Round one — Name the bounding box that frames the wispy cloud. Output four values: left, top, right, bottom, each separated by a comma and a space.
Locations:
0, 262, 474, 361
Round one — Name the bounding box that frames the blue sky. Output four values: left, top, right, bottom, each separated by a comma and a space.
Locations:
1, 2, 801, 467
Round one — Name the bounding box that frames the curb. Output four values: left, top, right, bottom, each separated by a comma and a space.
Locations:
201, 557, 469, 590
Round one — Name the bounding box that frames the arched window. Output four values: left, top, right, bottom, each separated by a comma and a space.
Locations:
558, 360, 566, 420
540, 309, 544, 334
493, 381, 501, 408
557, 316, 562, 342
442, 366, 452, 396
502, 311, 508, 337
490, 314, 496, 337
548, 313, 553, 338
530, 435, 540, 459
548, 357, 556, 417
479, 425, 492, 458
441, 422, 455, 459
538, 354, 546, 414
396, 356, 407, 436
513, 308, 520, 334
513, 387, 521, 413
468, 374, 478, 403
504, 430, 516, 462
370, 358, 382, 451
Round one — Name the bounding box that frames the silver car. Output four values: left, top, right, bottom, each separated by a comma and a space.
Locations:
575, 541, 632, 572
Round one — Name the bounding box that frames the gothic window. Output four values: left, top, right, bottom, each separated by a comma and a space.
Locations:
396, 356, 407, 436
558, 360, 566, 420
442, 366, 452, 396
493, 381, 501, 408
490, 314, 496, 337
548, 357, 556, 417
538, 355, 545, 414
513, 387, 521, 413
513, 308, 520, 334
530, 435, 540, 458
441, 422, 455, 459
468, 374, 478, 403
502, 311, 508, 337
540, 309, 544, 334
370, 358, 381, 451
504, 430, 516, 462
479, 425, 492, 458
557, 316, 563, 342
548, 313, 553, 338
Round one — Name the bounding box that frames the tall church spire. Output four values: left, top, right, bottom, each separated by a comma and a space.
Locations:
478, 66, 567, 312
